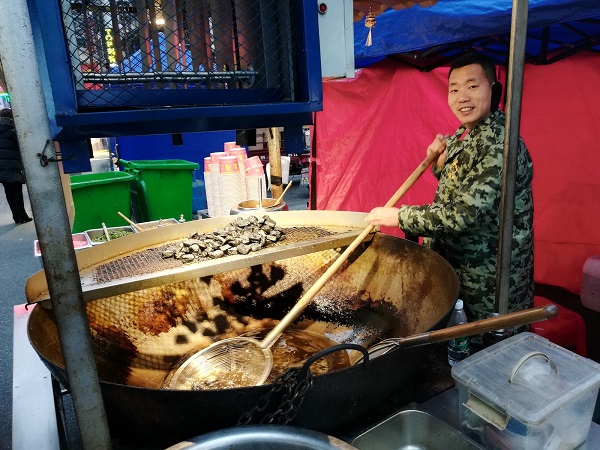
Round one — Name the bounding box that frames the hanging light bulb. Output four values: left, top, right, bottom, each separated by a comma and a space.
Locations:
365, 7, 376, 47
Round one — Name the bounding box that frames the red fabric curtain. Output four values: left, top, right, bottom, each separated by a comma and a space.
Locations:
314, 54, 600, 293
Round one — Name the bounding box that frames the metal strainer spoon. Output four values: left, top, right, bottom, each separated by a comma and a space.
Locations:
165, 154, 437, 390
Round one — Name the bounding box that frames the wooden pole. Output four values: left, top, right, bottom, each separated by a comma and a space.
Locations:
187, 0, 209, 72
210, 0, 234, 86
495, 0, 529, 315
109, 0, 125, 70
162, 0, 180, 90
268, 127, 283, 199
136, 0, 152, 73
148, 0, 163, 73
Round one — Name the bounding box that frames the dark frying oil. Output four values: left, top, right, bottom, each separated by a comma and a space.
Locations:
259, 329, 350, 384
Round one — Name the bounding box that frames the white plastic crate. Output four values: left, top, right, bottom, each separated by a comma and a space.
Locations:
452, 332, 600, 450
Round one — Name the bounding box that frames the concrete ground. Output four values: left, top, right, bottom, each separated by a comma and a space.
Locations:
0, 184, 38, 450
0, 175, 309, 449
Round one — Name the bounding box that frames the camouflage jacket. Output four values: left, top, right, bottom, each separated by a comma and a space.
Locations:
398, 110, 534, 324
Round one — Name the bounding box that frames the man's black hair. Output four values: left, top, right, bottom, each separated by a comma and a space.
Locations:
449, 52, 502, 112
448, 52, 497, 84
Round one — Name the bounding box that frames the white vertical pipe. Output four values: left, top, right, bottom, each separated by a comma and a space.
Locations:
0, 0, 112, 448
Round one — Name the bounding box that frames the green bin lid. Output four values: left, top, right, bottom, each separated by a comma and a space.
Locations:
120, 159, 200, 170
70, 171, 135, 190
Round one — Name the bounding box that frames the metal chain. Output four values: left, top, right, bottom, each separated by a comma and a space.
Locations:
237, 367, 314, 426
237, 343, 368, 426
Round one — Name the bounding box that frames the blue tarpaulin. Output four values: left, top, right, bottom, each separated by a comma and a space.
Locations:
354, 0, 600, 67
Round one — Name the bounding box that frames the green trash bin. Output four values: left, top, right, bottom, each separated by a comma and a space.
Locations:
119, 159, 200, 222
70, 171, 136, 233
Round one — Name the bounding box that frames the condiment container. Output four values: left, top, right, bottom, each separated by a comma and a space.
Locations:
135, 218, 179, 231
84, 225, 137, 245
451, 332, 600, 450
34, 232, 92, 256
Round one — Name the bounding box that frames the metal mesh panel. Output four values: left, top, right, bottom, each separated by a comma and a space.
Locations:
93, 226, 335, 284
60, 0, 298, 109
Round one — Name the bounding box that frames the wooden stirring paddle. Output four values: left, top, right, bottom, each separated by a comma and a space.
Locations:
274, 181, 293, 205
118, 212, 143, 233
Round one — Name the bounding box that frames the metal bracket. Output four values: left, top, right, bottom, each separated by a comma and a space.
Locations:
36, 139, 75, 167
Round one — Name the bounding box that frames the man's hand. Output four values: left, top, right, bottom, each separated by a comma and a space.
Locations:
366, 207, 401, 228
427, 133, 448, 170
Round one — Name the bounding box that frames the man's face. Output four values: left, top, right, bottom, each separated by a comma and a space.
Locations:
448, 63, 493, 130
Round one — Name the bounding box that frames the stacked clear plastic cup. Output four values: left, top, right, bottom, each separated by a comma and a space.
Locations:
209, 151, 228, 216
244, 156, 267, 202
227, 147, 248, 199
219, 156, 244, 215
203, 157, 215, 217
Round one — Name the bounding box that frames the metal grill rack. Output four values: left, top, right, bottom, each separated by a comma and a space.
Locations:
25, 212, 373, 305
61, 0, 298, 109
91, 225, 336, 284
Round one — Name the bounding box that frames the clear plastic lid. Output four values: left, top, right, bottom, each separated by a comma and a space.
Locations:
451, 332, 600, 425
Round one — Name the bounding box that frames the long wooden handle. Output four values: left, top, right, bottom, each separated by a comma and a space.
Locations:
429, 304, 559, 343
383, 154, 438, 208
118, 211, 143, 232
396, 304, 559, 348
261, 154, 437, 349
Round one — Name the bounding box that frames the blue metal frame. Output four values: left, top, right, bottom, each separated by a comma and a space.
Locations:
28, 0, 323, 143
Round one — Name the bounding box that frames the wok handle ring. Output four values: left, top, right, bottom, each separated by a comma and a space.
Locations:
300, 343, 369, 378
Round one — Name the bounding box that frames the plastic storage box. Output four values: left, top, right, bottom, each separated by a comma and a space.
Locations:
581, 255, 600, 312
119, 159, 199, 222
452, 332, 600, 450
70, 171, 135, 233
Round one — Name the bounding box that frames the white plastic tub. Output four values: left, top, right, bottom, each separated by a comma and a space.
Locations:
582, 255, 600, 312
452, 332, 600, 450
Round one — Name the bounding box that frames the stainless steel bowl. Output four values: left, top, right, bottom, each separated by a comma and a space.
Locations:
166, 425, 357, 450
230, 199, 288, 215
352, 409, 483, 450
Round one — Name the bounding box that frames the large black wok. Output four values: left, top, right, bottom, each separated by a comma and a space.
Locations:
28, 231, 459, 447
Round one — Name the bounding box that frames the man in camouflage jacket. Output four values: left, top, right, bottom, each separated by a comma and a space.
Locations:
367, 53, 534, 334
